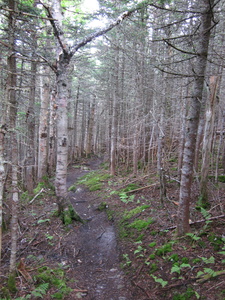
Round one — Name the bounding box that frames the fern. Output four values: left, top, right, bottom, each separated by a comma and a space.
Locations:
31, 283, 49, 298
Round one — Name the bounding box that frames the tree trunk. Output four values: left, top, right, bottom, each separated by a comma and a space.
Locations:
110, 92, 117, 176
55, 54, 71, 213
177, 0, 214, 236
0, 126, 6, 262
86, 95, 96, 157
24, 59, 37, 193
48, 89, 57, 176
38, 66, 50, 180
6, 0, 19, 276
200, 76, 219, 205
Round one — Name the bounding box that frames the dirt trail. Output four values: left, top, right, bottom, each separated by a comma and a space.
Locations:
66, 157, 132, 300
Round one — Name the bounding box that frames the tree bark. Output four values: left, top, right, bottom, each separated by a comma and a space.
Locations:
38, 66, 50, 180
55, 53, 71, 213
177, 0, 214, 236
200, 76, 219, 204
6, 0, 19, 275
0, 125, 6, 262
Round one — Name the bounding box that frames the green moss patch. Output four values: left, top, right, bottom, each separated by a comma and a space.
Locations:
75, 171, 111, 191
128, 218, 154, 231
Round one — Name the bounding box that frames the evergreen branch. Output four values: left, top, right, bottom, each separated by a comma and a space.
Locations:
0, 6, 56, 21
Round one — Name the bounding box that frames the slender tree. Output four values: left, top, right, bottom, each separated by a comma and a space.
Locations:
177, 0, 215, 235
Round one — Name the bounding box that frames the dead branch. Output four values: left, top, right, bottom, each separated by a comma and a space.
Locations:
122, 174, 149, 187
132, 280, 152, 299
74, 288, 88, 293
163, 214, 225, 231
126, 182, 159, 194
29, 188, 44, 204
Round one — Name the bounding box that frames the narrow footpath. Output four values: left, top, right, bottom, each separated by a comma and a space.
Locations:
65, 157, 132, 300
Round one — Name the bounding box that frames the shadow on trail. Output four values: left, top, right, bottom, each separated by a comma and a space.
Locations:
67, 157, 132, 300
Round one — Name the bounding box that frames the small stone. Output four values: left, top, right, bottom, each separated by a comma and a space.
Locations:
117, 284, 124, 289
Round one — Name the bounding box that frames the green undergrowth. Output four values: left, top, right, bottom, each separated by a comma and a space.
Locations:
21, 176, 55, 205
0, 264, 73, 300
115, 199, 225, 299
69, 170, 111, 192
120, 223, 225, 298
119, 205, 152, 238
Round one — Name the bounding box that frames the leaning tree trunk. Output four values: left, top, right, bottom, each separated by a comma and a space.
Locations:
177, 0, 214, 236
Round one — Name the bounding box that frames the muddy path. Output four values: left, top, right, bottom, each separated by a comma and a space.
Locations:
65, 157, 132, 300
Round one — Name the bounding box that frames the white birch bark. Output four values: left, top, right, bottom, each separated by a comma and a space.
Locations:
7, 0, 19, 274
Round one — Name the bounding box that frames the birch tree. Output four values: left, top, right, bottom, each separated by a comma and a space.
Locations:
41, 0, 144, 220
6, 0, 19, 277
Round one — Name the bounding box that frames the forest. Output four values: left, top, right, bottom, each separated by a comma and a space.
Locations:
0, 0, 225, 299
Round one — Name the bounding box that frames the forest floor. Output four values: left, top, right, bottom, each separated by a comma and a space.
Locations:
1, 155, 225, 299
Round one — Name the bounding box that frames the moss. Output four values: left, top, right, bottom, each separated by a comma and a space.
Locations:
0, 287, 11, 299
149, 242, 157, 248
128, 218, 154, 231
62, 204, 84, 225
208, 233, 223, 251
89, 183, 102, 191
68, 185, 76, 192
106, 209, 114, 221
149, 263, 158, 274
7, 274, 17, 294
122, 205, 150, 222
217, 175, 225, 183
168, 254, 179, 262
76, 171, 111, 191
149, 254, 156, 260
136, 234, 144, 241
155, 242, 173, 256
121, 183, 140, 192
172, 287, 196, 300
150, 230, 157, 236
98, 202, 108, 211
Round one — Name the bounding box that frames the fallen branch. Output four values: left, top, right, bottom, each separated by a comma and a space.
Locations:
74, 288, 88, 293
163, 214, 225, 231
132, 280, 152, 299
29, 188, 44, 204
126, 182, 159, 194
165, 174, 180, 184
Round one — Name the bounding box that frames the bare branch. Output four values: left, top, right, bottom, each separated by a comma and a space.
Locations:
40, 2, 67, 55
71, 10, 133, 54
163, 39, 197, 56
